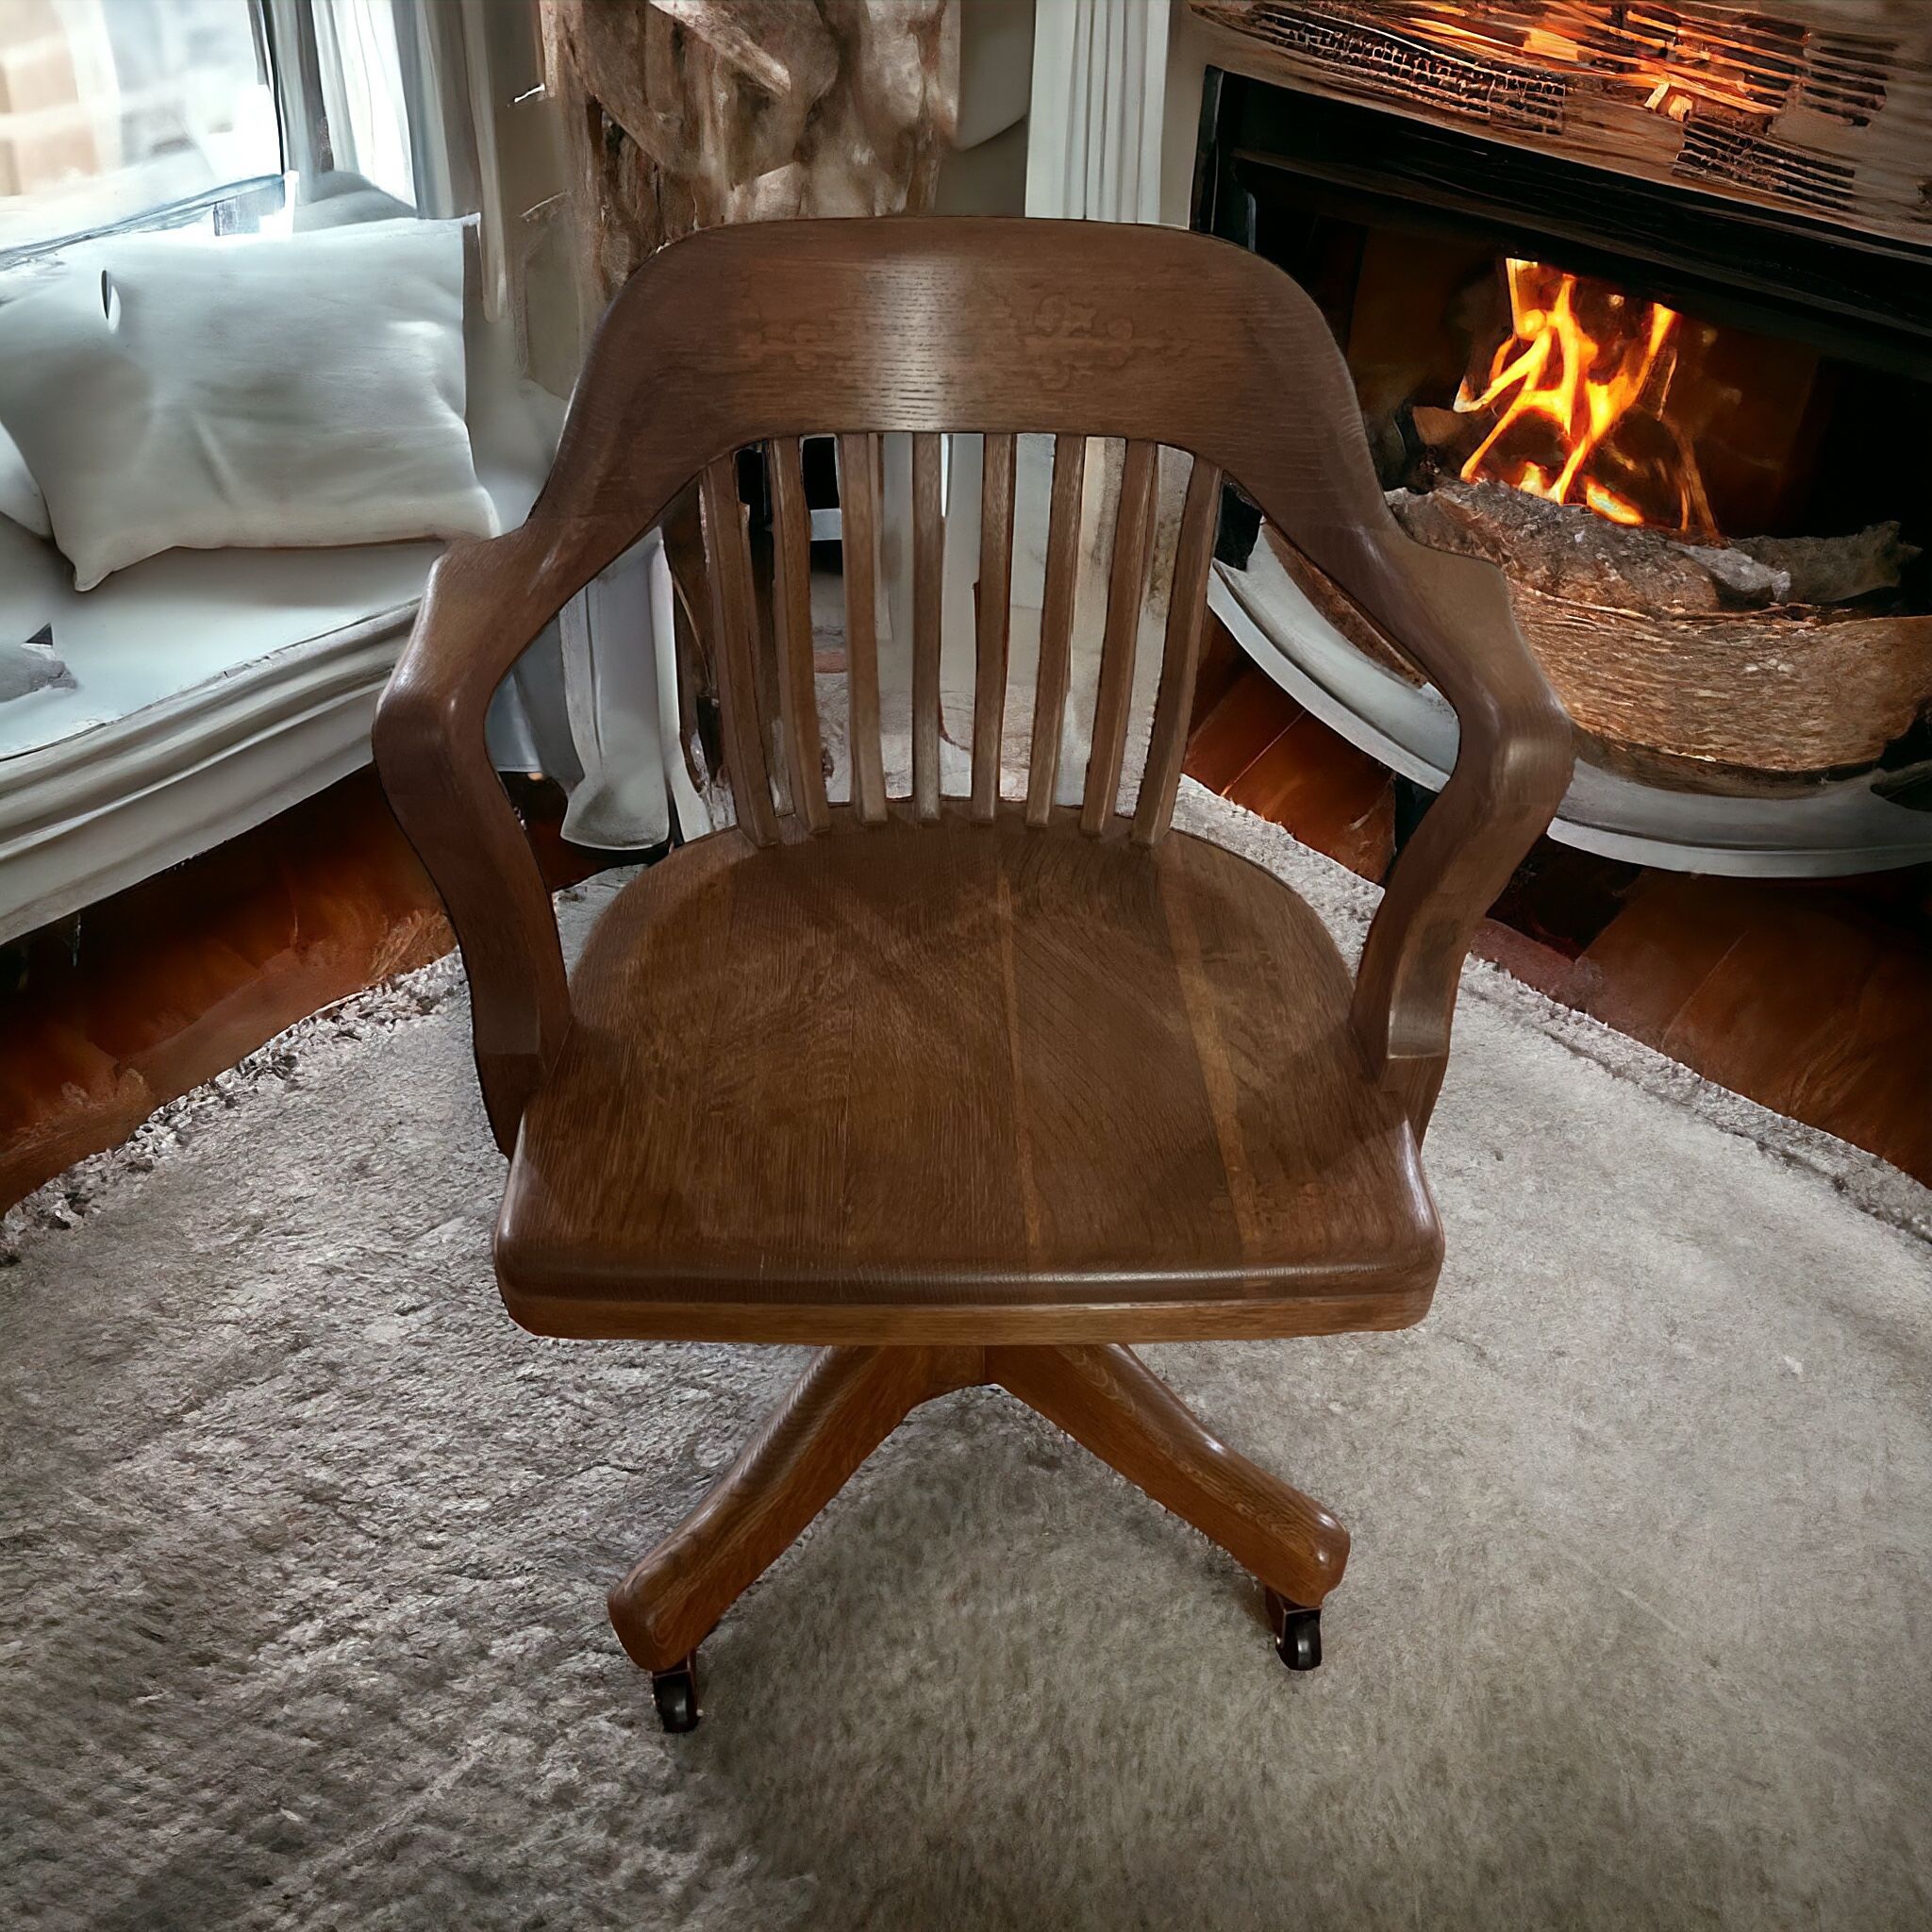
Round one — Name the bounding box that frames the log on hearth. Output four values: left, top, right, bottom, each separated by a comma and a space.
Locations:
1264, 482, 1932, 777
1496, 586, 1932, 773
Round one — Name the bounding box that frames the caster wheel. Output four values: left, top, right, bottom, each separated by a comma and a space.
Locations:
651, 1655, 701, 1733
1264, 1589, 1323, 1673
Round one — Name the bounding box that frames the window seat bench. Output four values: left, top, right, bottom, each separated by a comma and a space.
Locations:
0, 379, 556, 948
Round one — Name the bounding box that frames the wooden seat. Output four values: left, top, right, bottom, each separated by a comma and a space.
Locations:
374, 217, 1573, 1728
499, 808, 1441, 1345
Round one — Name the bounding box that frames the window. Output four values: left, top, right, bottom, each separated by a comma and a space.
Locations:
0, 0, 282, 254
312, 0, 413, 211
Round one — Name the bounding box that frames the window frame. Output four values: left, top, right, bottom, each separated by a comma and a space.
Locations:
0, 0, 349, 272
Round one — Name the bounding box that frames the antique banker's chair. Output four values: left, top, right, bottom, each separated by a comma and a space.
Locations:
375, 218, 1573, 1733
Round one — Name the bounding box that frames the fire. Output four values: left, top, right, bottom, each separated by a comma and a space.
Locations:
1454, 258, 1716, 538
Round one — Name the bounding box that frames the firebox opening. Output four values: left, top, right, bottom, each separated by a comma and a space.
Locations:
1456, 258, 1733, 541
1266, 204, 1932, 596
1196, 68, 1932, 806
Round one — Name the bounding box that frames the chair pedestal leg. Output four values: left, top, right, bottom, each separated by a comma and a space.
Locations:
610, 1339, 1347, 1717
608, 1343, 983, 1675
989, 1341, 1350, 1610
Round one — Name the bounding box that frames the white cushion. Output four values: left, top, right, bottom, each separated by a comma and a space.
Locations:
0, 218, 497, 591
0, 422, 49, 538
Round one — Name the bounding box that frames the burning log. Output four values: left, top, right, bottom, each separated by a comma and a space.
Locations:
1387, 478, 1916, 614
1454, 258, 1719, 539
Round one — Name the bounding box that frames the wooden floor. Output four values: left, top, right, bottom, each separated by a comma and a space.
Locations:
3, 647, 1926, 1214
0, 770, 596, 1216
1185, 633, 1932, 1189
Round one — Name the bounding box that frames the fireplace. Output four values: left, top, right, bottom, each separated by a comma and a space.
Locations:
1188, 2, 1932, 874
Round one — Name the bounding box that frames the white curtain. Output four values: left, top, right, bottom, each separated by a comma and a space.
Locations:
309, 0, 695, 849
311, 0, 415, 208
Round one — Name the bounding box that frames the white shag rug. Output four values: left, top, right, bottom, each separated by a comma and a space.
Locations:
4, 780, 1929, 1932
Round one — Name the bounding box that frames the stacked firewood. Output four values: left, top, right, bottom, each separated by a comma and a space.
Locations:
1271, 479, 1930, 778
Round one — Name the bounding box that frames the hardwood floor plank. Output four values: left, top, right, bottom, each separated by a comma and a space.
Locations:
1184, 670, 1304, 796
0, 770, 597, 1215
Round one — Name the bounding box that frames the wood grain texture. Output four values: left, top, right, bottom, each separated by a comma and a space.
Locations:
972, 430, 1016, 822
990, 1342, 1350, 1606
697, 456, 779, 846
370, 219, 1578, 1683
608, 1333, 1355, 1674
835, 432, 888, 824
1081, 438, 1158, 836
1025, 434, 1089, 829
495, 808, 1441, 1345
1134, 457, 1224, 846
608, 1342, 985, 1672
769, 435, 828, 831
911, 430, 944, 821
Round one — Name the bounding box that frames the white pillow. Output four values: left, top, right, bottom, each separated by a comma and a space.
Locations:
0, 218, 497, 590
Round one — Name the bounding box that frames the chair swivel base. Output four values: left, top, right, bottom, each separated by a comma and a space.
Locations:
608, 1342, 1349, 1732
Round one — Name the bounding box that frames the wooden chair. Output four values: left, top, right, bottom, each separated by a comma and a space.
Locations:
375, 218, 1573, 1732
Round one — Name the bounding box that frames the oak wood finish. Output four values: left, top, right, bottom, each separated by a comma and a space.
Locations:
1134, 457, 1224, 846
698, 456, 777, 849
374, 217, 1572, 1685
609, 1343, 986, 1673
769, 436, 828, 832
834, 433, 888, 824
376, 219, 1571, 1154
1081, 438, 1158, 836
610, 1337, 1349, 1674
911, 431, 945, 822
972, 430, 1017, 822
496, 806, 1441, 1342
988, 1342, 1349, 1607
1024, 433, 1088, 829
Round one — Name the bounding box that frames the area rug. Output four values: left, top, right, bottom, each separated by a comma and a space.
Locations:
4, 781, 1929, 1932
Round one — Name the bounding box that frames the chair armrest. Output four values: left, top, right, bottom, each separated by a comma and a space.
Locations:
1346, 536, 1574, 1136
374, 530, 572, 1154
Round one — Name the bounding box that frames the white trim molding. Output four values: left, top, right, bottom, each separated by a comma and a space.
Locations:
1025, 0, 1173, 222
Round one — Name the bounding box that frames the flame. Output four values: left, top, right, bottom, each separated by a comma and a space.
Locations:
1454, 258, 1716, 537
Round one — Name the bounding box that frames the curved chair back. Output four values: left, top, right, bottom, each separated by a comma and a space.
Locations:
376, 218, 1573, 1147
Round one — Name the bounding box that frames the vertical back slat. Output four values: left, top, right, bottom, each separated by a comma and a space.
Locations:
837, 433, 889, 824
1025, 433, 1088, 827
1132, 457, 1224, 846
769, 435, 828, 832
972, 432, 1016, 821
911, 431, 944, 822
1079, 438, 1159, 835
699, 454, 778, 845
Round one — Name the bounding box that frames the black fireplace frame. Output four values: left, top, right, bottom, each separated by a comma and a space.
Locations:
1192, 70, 1932, 382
